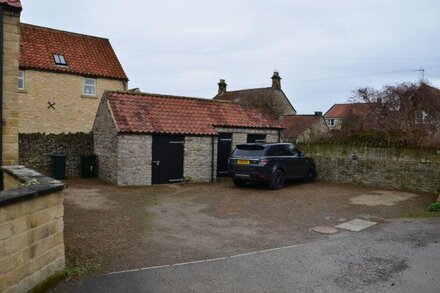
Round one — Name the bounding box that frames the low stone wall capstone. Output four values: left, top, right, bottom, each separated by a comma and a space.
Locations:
19, 132, 94, 177
0, 166, 65, 292
300, 143, 440, 193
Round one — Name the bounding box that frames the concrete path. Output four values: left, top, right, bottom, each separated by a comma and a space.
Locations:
60, 218, 440, 293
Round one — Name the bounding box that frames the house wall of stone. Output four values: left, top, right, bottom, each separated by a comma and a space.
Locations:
295, 118, 330, 143
300, 143, 440, 193
18, 70, 125, 134
325, 118, 343, 130
215, 127, 281, 146
184, 136, 215, 183
94, 124, 281, 186
93, 100, 119, 184
117, 134, 152, 186
3, 10, 21, 165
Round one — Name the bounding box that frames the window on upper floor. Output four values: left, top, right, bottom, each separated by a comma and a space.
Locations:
18, 70, 25, 90
83, 78, 96, 96
53, 54, 68, 66
326, 119, 335, 126
415, 110, 429, 124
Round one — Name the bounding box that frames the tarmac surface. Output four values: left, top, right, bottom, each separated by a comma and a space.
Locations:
58, 218, 440, 293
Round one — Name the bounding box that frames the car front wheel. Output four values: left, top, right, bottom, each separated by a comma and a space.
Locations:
269, 170, 284, 190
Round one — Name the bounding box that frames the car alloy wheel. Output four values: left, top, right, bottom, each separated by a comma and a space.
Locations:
269, 170, 284, 190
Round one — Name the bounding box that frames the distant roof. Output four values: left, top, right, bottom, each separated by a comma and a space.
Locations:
106, 92, 283, 135
19, 23, 128, 81
324, 103, 370, 119
282, 115, 322, 139
0, 0, 22, 11
213, 87, 296, 114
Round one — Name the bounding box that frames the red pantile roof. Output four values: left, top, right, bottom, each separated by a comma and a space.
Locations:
214, 87, 296, 114
106, 92, 283, 135
19, 23, 128, 81
324, 103, 370, 119
282, 115, 321, 139
0, 0, 22, 10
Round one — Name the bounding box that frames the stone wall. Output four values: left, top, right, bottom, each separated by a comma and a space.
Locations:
215, 127, 281, 146
184, 136, 215, 183
2, 9, 21, 165
296, 117, 329, 143
117, 134, 152, 186
300, 143, 440, 193
0, 166, 65, 293
18, 70, 125, 134
93, 99, 118, 184
19, 132, 94, 177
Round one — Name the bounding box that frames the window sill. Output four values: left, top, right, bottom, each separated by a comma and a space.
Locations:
18, 90, 27, 94
81, 95, 97, 99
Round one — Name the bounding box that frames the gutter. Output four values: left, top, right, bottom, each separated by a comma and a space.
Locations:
0, 5, 4, 190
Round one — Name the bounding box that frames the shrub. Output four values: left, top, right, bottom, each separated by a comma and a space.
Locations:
427, 201, 440, 212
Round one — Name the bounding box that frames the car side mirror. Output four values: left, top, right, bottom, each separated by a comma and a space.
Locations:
299, 152, 305, 158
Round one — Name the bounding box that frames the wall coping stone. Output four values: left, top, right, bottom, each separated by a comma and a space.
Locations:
0, 165, 65, 207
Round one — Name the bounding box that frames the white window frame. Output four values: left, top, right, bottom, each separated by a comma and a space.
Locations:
326, 119, 335, 126
83, 78, 97, 96
18, 70, 25, 90
415, 110, 429, 124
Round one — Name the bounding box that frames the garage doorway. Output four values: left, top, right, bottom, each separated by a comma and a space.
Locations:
152, 135, 184, 184
217, 133, 232, 177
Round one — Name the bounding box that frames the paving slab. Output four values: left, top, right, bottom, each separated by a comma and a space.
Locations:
311, 226, 339, 234
335, 219, 377, 232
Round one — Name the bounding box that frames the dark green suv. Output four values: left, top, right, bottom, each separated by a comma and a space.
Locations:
228, 143, 317, 190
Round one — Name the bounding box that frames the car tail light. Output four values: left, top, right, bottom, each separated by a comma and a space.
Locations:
258, 159, 268, 166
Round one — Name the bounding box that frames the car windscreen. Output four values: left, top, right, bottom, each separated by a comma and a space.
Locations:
232, 145, 265, 157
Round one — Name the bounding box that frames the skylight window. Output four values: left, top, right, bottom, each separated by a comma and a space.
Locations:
53, 54, 67, 66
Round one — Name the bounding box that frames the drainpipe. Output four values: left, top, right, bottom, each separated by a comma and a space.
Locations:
211, 136, 215, 183
0, 5, 4, 190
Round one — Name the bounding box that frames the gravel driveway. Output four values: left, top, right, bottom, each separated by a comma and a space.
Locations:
61, 178, 436, 275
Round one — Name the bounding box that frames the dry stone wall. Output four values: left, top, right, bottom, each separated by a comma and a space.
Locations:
19, 133, 94, 177
300, 143, 440, 193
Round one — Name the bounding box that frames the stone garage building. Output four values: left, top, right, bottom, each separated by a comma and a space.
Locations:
93, 91, 283, 186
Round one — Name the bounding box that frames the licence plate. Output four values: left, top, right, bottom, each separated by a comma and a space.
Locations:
237, 159, 250, 165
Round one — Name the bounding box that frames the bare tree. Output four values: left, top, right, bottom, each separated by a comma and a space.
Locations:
237, 92, 286, 119
342, 80, 440, 148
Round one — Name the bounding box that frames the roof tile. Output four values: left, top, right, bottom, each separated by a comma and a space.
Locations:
282, 115, 320, 139
107, 92, 282, 135
20, 23, 128, 81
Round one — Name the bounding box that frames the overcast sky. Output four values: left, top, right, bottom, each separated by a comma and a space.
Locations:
21, 0, 440, 114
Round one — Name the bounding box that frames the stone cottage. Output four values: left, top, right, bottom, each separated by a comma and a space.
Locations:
18, 23, 128, 134
93, 91, 283, 186
282, 113, 329, 142
213, 71, 296, 116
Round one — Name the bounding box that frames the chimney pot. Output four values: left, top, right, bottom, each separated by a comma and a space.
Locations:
314, 111, 323, 116
271, 71, 281, 90
218, 79, 227, 94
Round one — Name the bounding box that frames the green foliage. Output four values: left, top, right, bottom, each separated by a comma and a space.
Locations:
65, 259, 102, 278
427, 201, 440, 212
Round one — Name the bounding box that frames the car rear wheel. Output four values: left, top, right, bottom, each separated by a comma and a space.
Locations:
305, 168, 317, 183
269, 170, 284, 190
233, 178, 246, 187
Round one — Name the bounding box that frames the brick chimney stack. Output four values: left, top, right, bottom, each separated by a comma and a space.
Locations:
218, 79, 227, 94
271, 71, 281, 90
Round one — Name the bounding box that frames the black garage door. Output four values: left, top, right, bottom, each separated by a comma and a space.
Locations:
217, 133, 232, 177
152, 135, 184, 184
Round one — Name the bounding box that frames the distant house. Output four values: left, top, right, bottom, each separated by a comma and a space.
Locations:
324, 103, 370, 130
213, 71, 296, 116
93, 91, 283, 186
18, 24, 128, 134
283, 112, 329, 142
